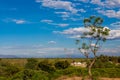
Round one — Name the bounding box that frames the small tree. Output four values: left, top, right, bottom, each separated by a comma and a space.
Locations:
54, 60, 70, 69
76, 16, 110, 79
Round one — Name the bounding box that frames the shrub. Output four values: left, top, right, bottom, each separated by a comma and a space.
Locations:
22, 69, 35, 80
38, 60, 55, 73
11, 69, 46, 80
54, 60, 70, 69
5, 65, 20, 77
25, 58, 38, 70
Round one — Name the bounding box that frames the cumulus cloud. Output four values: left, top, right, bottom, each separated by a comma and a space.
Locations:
98, 10, 120, 19
108, 30, 120, 39
54, 27, 89, 35
36, 0, 78, 13
54, 27, 120, 39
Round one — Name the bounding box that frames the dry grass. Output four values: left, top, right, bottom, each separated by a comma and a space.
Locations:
1, 59, 27, 67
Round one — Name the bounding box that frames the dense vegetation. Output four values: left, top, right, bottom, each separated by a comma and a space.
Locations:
0, 55, 120, 80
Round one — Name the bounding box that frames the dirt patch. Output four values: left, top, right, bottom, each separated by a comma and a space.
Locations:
101, 78, 120, 80
56, 76, 82, 80
57, 76, 120, 80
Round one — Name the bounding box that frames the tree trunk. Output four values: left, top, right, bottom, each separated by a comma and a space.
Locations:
88, 58, 96, 80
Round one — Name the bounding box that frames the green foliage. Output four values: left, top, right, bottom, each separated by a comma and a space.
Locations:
32, 71, 49, 80
54, 60, 70, 69
25, 58, 38, 70
22, 69, 34, 80
94, 68, 120, 78
11, 69, 49, 80
93, 55, 120, 68
38, 60, 55, 73
76, 16, 110, 79
11, 72, 23, 80
0, 58, 120, 80
93, 55, 117, 68
4, 65, 20, 77
0, 61, 20, 78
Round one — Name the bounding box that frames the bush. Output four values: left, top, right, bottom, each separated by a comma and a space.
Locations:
22, 69, 35, 80
54, 60, 70, 69
5, 65, 20, 77
25, 58, 38, 70
38, 60, 55, 73
93, 59, 116, 68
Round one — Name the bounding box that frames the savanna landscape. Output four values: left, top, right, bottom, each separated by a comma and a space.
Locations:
0, 55, 120, 80
0, 0, 120, 80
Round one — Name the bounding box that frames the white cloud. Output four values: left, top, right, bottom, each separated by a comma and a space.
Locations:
48, 41, 56, 44
98, 10, 120, 19
3, 18, 27, 24
55, 12, 69, 15
108, 29, 120, 39
40, 19, 69, 27
54, 27, 89, 35
55, 11, 70, 19
91, 0, 120, 8
0, 45, 72, 58
12, 19, 26, 24
98, 48, 120, 56
36, 0, 78, 13
74, 0, 89, 3
78, 9, 86, 13
41, 19, 53, 23
54, 27, 120, 39
110, 22, 120, 29
57, 23, 69, 27
91, 0, 104, 6
0, 45, 120, 57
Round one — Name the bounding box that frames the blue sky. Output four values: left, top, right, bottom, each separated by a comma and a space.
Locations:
0, 0, 120, 58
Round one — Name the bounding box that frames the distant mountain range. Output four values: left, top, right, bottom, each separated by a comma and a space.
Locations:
0, 54, 18, 58
0, 54, 84, 58
1, 54, 118, 58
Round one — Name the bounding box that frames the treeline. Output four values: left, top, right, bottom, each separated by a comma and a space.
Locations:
93, 55, 120, 68
97, 55, 120, 63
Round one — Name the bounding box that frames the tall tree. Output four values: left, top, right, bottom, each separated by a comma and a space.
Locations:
76, 16, 110, 79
